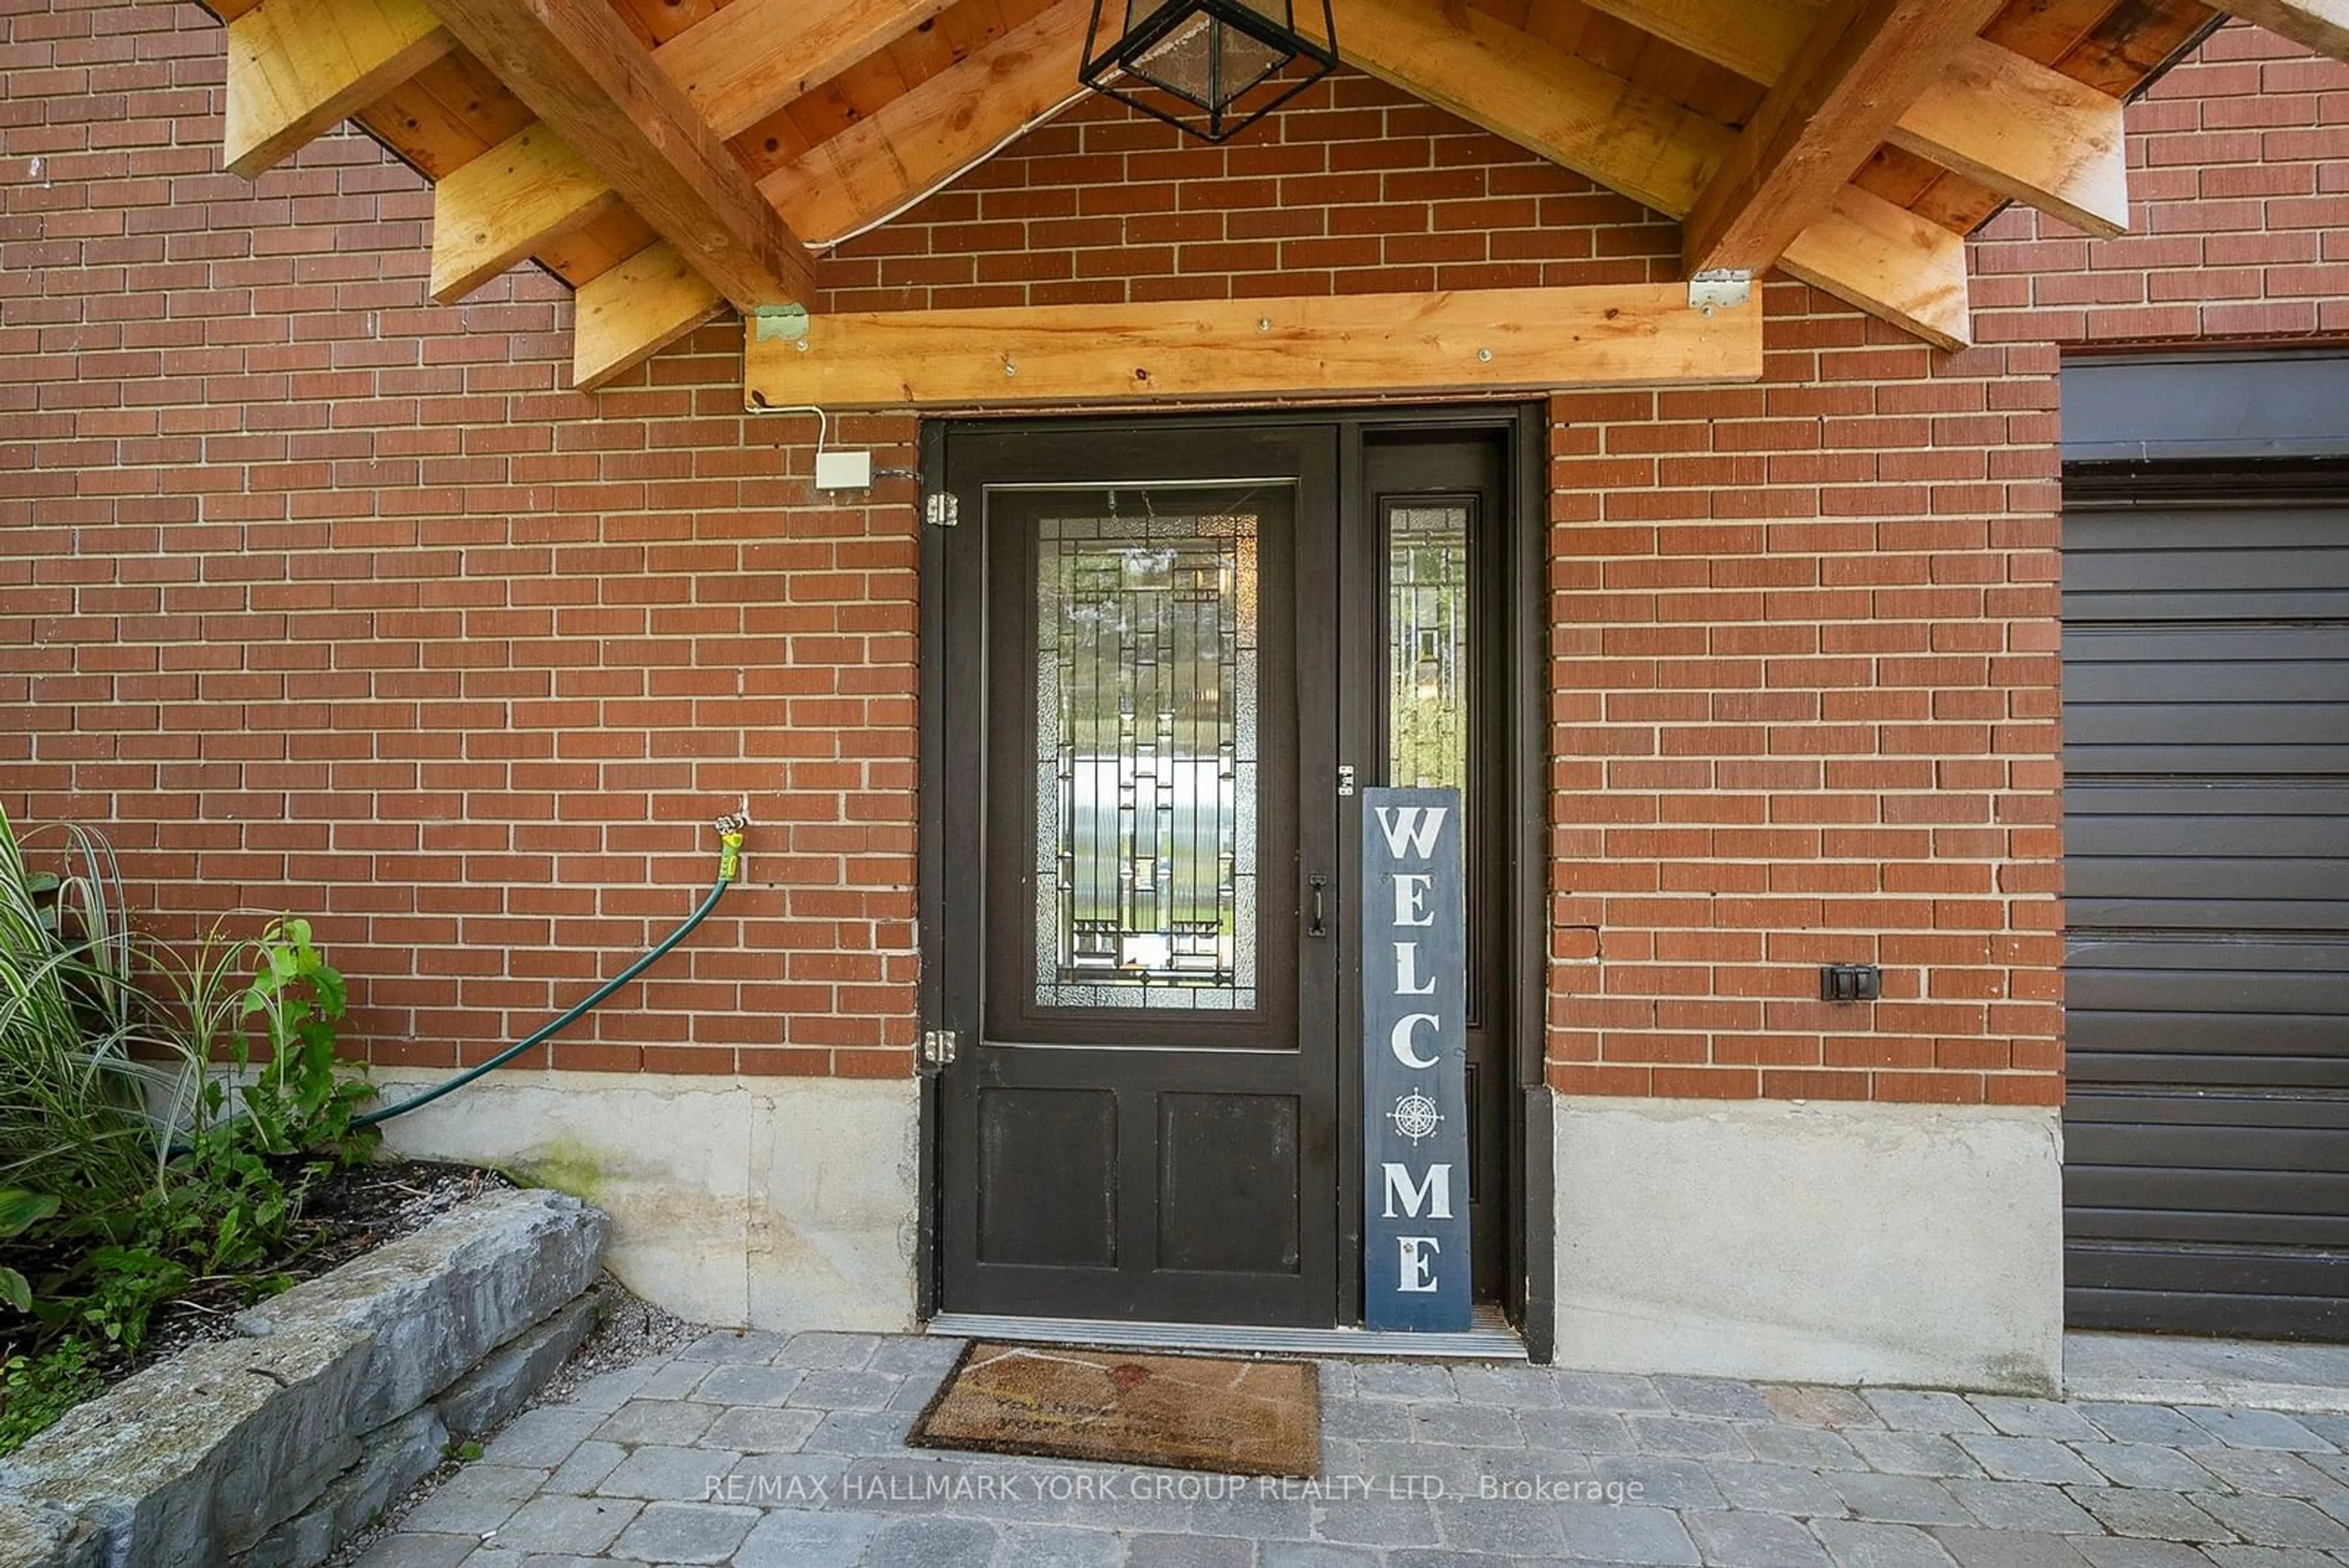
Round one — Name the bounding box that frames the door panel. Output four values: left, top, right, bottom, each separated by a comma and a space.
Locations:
975, 1088, 1118, 1267
938, 426, 1340, 1326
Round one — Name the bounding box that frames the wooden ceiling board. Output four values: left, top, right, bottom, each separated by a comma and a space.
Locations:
1464, 0, 1542, 36
1496, 0, 1583, 53
1626, 34, 1720, 121
847, 41, 920, 111
353, 51, 536, 178
733, 101, 823, 176
822, 50, 911, 130
784, 86, 867, 158
1850, 142, 1946, 210
1680, 59, 1767, 127
536, 203, 661, 284
880, 10, 960, 80
2058, 0, 2221, 93
1576, 7, 1670, 78
414, 50, 538, 158
1848, 142, 2000, 232
1910, 169, 2004, 230
1980, 0, 2113, 65
951, 0, 1058, 59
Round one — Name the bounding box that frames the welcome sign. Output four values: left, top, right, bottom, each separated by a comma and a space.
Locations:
1360, 786, 1471, 1332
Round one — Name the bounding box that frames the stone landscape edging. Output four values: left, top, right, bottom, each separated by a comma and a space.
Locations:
0, 1184, 612, 1568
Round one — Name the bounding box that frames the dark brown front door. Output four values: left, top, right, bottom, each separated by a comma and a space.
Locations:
933, 424, 1342, 1325
926, 414, 1523, 1331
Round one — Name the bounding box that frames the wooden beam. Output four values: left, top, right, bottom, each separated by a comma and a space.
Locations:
653, 0, 959, 139
1891, 42, 2128, 238
574, 242, 726, 390
741, 284, 1762, 409
1583, 0, 2127, 239
224, 0, 453, 177
1682, 0, 2008, 276
421, 0, 948, 302
1780, 186, 1970, 350
423, 0, 816, 310
1338, 0, 1970, 347
2221, 0, 2349, 63
757, 0, 1091, 245
1338, 0, 1725, 217
430, 124, 622, 302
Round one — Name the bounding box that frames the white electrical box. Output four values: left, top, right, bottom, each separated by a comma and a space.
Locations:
814, 450, 873, 490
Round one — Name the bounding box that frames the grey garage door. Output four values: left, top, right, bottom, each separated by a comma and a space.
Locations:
2063, 477, 2349, 1336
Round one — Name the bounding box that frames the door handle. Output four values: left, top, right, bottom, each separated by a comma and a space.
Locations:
1308, 875, 1327, 938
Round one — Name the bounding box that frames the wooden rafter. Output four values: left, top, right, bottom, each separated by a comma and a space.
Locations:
1339, 0, 1971, 347
433, 0, 963, 284
574, 242, 725, 390
757, 0, 1092, 246
1681, 0, 2010, 277
2222, 0, 2349, 61
742, 283, 1762, 409
1890, 45, 2129, 239
1582, 0, 2130, 237
1778, 188, 1969, 349
224, 0, 452, 177
429, 125, 622, 302
423, 0, 818, 311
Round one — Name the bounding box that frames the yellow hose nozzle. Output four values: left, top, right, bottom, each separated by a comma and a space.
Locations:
714, 814, 749, 882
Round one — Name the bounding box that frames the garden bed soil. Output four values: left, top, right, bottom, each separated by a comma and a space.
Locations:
6, 1159, 513, 1383
136, 1159, 514, 1369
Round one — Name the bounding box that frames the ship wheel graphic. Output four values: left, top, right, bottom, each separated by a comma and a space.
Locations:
1390, 1090, 1444, 1146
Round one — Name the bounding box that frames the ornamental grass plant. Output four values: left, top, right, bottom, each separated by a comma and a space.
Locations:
0, 804, 374, 1452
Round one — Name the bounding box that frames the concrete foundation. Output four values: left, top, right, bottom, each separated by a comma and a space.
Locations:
373, 1071, 919, 1332
1552, 1094, 2064, 1394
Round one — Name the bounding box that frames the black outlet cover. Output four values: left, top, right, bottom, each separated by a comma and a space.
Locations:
1820, 963, 1882, 1003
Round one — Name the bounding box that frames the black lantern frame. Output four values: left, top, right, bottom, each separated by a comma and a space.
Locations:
1081, 0, 1339, 144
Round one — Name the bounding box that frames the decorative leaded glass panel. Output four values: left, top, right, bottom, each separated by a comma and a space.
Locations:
1389, 503, 1470, 795
1034, 494, 1258, 1010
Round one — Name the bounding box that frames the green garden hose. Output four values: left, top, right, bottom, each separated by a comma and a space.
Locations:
349, 813, 749, 1128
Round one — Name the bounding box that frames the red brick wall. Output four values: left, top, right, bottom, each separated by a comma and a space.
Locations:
1543, 318, 2068, 1107
0, 3, 927, 1076
822, 75, 1674, 309
1543, 24, 2349, 1106
2, 2, 2343, 1098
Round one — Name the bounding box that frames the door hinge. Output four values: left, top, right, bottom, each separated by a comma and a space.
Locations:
924, 493, 959, 528
920, 1028, 959, 1069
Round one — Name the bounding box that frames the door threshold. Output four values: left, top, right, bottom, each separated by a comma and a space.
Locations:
925, 1304, 1526, 1361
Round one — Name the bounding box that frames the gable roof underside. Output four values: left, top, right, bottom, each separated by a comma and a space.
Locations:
204, 0, 2349, 396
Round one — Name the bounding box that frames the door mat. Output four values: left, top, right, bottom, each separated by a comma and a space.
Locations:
908, 1340, 1321, 1477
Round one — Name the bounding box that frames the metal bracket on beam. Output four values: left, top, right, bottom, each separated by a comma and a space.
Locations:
752, 304, 809, 344
1688, 270, 1752, 316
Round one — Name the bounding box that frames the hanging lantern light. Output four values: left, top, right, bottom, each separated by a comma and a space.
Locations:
1081, 0, 1338, 144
